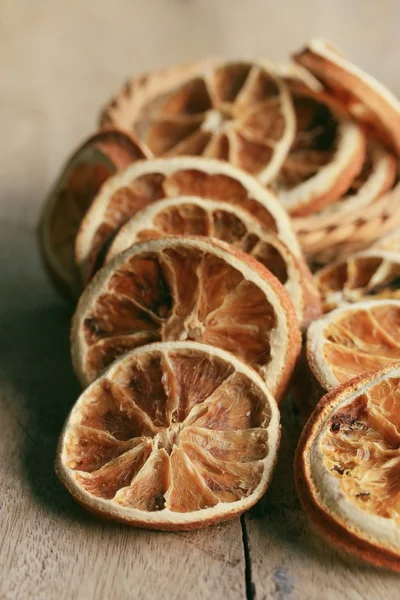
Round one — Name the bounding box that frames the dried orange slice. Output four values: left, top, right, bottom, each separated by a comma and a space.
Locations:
71, 236, 301, 400
270, 67, 366, 216
307, 299, 400, 392
294, 139, 396, 231
106, 197, 320, 328
373, 226, 400, 254
294, 38, 400, 155
100, 60, 295, 185
74, 156, 301, 286
296, 362, 400, 571
316, 249, 400, 312
57, 340, 280, 531
38, 130, 148, 297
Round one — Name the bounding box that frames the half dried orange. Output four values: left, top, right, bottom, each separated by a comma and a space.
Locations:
307, 299, 400, 391
38, 130, 148, 297
296, 362, 400, 571
271, 67, 366, 216
74, 156, 302, 286
71, 236, 301, 400
106, 197, 321, 328
100, 60, 295, 185
57, 341, 280, 530
316, 249, 400, 312
294, 38, 400, 155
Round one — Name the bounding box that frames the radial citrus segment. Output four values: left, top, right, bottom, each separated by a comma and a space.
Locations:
57, 341, 280, 530
75, 155, 301, 285
296, 363, 400, 571
307, 300, 400, 391
72, 236, 300, 400
38, 130, 148, 297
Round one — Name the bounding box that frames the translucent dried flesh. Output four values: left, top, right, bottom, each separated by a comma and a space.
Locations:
320, 378, 400, 521
317, 254, 400, 311
64, 347, 271, 512
81, 168, 280, 282
132, 63, 289, 176
82, 245, 277, 383
272, 94, 337, 190
322, 305, 400, 383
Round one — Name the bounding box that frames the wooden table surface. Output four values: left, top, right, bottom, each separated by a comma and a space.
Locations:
2, 1, 400, 598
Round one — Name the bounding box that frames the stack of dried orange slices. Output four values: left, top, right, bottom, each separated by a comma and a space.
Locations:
37, 40, 400, 564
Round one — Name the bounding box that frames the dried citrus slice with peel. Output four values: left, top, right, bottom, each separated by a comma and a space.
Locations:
271, 74, 365, 216
100, 60, 295, 185
294, 38, 400, 155
294, 139, 396, 230
296, 362, 400, 571
74, 156, 301, 286
57, 340, 280, 530
71, 236, 301, 400
106, 196, 320, 328
38, 130, 148, 297
316, 249, 400, 312
373, 227, 400, 254
307, 299, 400, 391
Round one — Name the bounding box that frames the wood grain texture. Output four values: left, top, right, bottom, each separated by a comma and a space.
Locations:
2, 1, 400, 598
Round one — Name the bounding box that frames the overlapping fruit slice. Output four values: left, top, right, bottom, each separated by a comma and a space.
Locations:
57, 341, 281, 530
74, 156, 302, 286
307, 300, 400, 391
296, 362, 400, 571
294, 138, 396, 232
106, 197, 320, 327
294, 38, 400, 155
71, 236, 301, 400
100, 60, 296, 185
316, 249, 400, 312
373, 226, 400, 254
38, 130, 148, 297
271, 68, 365, 216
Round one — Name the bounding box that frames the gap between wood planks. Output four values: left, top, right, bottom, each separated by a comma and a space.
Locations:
241, 515, 255, 600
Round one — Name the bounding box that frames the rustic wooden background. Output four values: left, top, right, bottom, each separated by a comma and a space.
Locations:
1, 1, 400, 598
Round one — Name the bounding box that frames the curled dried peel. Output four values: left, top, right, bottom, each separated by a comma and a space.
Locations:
38, 130, 148, 298
106, 196, 320, 328
74, 156, 301, 286
57, 341, 280, 530
307, 300, 400, 392
294, 38, 400, 155
71, 236, 301, 401
100, 59, 295, 185
271, 78, 366, 217
316, 249, 400, 312
296, 363, 400, 571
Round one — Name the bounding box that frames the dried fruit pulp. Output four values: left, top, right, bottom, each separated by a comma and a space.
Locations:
58, 342, 280, 530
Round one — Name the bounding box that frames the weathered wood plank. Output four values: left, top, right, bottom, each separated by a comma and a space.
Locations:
0, 224, 246, 600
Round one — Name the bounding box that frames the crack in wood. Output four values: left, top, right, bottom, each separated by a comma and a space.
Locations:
241, 515, 255, 600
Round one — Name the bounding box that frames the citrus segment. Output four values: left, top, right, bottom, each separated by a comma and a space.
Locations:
296, 363, 400, 571
72, 236, 301, 400
307, 300, 400, 391
57, 341, 280, 530
38, 130, 148, 297
74, 156, 301, 285
106, 196, 320, 327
